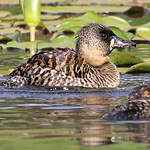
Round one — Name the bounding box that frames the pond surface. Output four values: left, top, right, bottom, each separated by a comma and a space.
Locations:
0, 45, 150, 150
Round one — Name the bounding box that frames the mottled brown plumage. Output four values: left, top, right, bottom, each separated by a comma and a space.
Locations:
1, 24, 135, 88
103, 82, 150, 120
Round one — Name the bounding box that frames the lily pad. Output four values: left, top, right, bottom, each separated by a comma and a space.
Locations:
0, 41, 39, 50
110, 52, 144, 67
42, 5, 130, 14
38, 35, 76, 49
126, 62, 150, 73
101, 16, 131, 31
137, 26, 150, 40
76, 11, 102, 23
41, 14, 61, 20
118, 67, 129, 74
0, 26, 29, 36
0, 11, 11, 18
0, 35, 76, 50
0, 66, 15, 76
47, 19, 87, 33
2, 14, 24, 21
45, 12, 102, 33
45, 12, 132, 34
109, 26, 134, 40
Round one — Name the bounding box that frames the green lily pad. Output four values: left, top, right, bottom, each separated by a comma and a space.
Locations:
0, 66, 15, 76
41, 14, 61, 20
0, 35, 76, 50
76, 11, 102, 23
45, 12, 132, 35
42, 5, 130, 13
110, 52, 144, 67
38, 35, 76, 49
2, 14, 24, 21
0, 41, 40, 50
45, 12, 102, 33
137, 26, 150, 40
126, 62, 150, 73
49, 19, 87, 33
118, 67, 129, 74
101, 16, 131, 31
109, 26, 134, 40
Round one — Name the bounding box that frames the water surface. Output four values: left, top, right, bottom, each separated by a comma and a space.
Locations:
0, 45, 150, 150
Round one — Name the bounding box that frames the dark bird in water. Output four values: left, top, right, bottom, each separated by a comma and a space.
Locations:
103, 82, 150, 120
1, 23, 136, 88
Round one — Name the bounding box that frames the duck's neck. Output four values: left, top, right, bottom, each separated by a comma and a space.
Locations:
92, 61, 120, 88
77, 45, 110, 67
75, 52, 120, 88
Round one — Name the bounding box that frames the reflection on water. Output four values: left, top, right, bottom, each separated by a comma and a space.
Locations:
0, 73, 150, 147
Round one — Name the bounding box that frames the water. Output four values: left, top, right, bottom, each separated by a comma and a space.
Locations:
0, 46, 150, 149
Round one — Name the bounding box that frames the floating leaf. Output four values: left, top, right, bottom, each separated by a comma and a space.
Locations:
0, 66, 15, 76
0, 27, 20, 35
2, 14, 24, 22
110, 52, 144, 67
109, 26, 134, 40
126, 62, 150, 73
38, 35, 76, 49
42, 5, 130, 13
76, 11, 102, 23
118, 67, 129, 74
0, 41, 39, 50
53, 19, 87, 33
137, 26, 150, 40
41, 14, 61, 20
45, 12, 131, 34
101, 16, 131, 31
45, 12, 102, 33
0, 11, 11, 18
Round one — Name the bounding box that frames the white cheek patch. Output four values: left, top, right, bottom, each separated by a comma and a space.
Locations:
110, 38, 115, 51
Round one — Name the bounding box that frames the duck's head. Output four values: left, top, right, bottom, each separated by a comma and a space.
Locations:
76, 23, 136, 66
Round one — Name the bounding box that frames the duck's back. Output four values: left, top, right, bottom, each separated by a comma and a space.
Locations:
4, 48, 82, 87
2, 48, 120, 88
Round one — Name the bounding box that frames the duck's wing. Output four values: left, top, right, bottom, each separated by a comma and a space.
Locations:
2, 48, 77, 88
28, 48, 76, 70
10, 48, 76, 77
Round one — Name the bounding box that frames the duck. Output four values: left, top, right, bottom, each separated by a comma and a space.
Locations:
1, 23, 136, 88
103, 82, 150, 120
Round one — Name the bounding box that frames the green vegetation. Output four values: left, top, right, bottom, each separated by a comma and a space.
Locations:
23, 0, 41, 41
42, 5, 130, 13
0, 138, 148, 150
126, 62, 150, 73
0, 3, 150, 74
110, 52, 144, 67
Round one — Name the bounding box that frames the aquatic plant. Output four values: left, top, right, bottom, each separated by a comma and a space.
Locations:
20, 0, 41, 41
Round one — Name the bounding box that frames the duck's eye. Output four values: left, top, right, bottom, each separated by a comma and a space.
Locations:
101, 34, 108, 40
